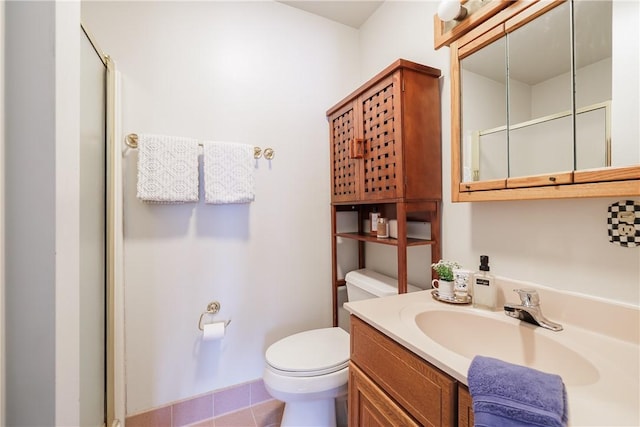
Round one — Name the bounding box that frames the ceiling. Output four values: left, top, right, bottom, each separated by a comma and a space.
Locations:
278, 1, 384, 28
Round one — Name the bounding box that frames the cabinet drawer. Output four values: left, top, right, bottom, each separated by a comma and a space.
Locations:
350, 316, 457, 427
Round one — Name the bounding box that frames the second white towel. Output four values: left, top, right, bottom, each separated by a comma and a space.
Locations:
203, 141, 255, 204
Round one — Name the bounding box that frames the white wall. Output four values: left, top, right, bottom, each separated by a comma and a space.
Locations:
360, 1, 639, 303
4, 1, 82, 425
82, 0, 639, 417
5, 3, 57, 424
81, 1, 360, 414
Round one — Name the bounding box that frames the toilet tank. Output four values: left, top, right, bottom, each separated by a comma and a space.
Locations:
345, 268, 421, 302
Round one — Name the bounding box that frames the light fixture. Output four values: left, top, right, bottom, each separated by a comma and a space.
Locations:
437, 0, 468, 22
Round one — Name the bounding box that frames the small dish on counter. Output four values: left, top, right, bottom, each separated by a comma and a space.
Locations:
431, 289, 472, 305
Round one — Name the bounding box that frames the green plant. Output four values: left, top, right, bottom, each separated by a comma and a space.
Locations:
431, 259, 461, 282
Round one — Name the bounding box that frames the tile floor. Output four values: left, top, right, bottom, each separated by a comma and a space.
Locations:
189, 399, 284, 427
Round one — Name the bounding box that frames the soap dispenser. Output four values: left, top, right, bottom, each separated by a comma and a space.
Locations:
472, 255, 496, 310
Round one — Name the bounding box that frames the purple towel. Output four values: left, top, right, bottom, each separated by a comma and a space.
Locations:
468, 356, 568, 427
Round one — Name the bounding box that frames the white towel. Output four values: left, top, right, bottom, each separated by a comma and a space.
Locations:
136, 134, 200, 203
202, 141, 255, 204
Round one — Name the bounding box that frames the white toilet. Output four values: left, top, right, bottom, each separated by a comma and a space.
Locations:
263, 268, 420, 427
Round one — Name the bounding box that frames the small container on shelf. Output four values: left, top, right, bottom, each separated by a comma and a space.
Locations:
369, 209, 380, 235
377, 217, 389, 239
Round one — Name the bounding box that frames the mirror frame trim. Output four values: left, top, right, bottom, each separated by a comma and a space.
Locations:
433, 0, 512, 49
450, 0, 640, 202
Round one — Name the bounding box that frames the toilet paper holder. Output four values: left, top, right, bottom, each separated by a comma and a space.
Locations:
198, 301, 231, 331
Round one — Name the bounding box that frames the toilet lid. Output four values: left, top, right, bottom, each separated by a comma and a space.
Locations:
266, 327, 350, 376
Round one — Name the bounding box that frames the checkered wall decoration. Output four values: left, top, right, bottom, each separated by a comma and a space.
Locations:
607, 200, 640, 247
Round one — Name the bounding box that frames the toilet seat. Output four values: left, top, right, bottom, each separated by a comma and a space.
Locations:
265, 327, 349, 377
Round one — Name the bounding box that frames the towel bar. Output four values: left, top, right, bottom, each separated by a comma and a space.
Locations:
125, 133, 272, 160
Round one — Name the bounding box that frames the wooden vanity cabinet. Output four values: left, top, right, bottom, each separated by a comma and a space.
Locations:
328, 59, 443, 326
350, 316, 457, 426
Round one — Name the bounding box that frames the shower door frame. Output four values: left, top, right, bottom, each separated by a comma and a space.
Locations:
81, 23, 124, 427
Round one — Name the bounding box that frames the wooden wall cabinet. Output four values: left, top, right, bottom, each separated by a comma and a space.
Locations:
328, 59, 442, 204
350, 316, 468, 426
327, 59, 443, 326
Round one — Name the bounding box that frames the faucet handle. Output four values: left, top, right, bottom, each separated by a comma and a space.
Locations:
514, 289, 539, 306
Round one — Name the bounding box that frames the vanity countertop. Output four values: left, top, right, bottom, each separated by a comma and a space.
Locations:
345, 287, 640, 426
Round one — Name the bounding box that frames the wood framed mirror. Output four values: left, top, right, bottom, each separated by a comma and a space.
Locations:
440, 0, 639, 202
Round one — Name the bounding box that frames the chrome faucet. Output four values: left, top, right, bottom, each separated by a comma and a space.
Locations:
504, 289, 563, 331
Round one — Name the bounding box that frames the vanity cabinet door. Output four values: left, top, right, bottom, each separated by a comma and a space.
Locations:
458, 384, 475, 427
350, 316, 457, 426
349, 362, 420, 427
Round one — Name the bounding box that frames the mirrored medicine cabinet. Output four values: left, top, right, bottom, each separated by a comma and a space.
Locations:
441, 0, 640, 202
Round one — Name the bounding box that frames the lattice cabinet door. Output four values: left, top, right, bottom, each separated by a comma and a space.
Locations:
329, 101, 362, 203
359, 73, 403, 201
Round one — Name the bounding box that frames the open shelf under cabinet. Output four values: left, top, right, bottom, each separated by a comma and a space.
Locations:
330, 201, 441, 326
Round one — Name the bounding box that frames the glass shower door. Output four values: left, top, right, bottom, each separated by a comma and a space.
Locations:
80, 27, 106, 427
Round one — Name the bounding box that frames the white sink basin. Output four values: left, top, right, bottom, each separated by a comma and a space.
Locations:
413, 309, 599, 386
348, 288, 639, 426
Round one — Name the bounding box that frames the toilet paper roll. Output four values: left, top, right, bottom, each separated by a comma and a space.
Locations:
202, 322, 226, 341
